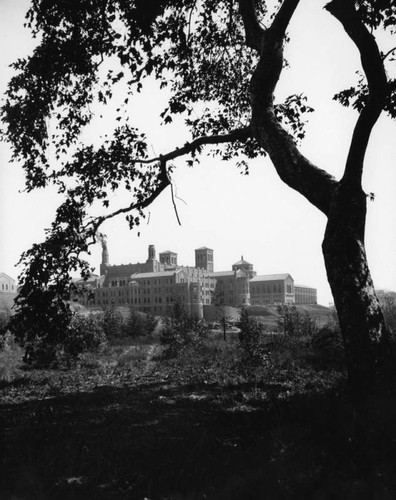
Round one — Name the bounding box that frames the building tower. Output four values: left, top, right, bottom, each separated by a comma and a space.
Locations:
236, 273, 251, 306
189, 279, 204, 319
99, 235, 109, 276
232, 256, 255, 279
146, 244, 160, 272
195, 247, 214, 272
148, 244, 156, 261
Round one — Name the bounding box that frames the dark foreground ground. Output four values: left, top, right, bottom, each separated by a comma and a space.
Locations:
1, 340, 396, 499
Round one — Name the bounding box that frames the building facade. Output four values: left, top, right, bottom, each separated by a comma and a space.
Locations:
73, 241, 317, 317
0, 273, 16, 293
295, 284, 318, 305
249, 274, 295, 306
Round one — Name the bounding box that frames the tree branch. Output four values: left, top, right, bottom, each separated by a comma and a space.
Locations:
270, 0, 300, 39
238, 0, 265, 51
89, 127, 251, 232
325, 0, 388, 188
90, 159, 170, 233
246, 1, 337, 215
137, 126, 251, 164
383, 46, 396, 61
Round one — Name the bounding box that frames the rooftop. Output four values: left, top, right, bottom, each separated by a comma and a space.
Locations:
233, 255, 252, 266
250, 274, 292, 282
131, 270, 180, 279
295, 283, 316, 290
212, 271, 235, 277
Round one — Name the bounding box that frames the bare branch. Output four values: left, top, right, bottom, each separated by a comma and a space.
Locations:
170, 182, 182, 226
383, 46, 396, 61
238, 0, 265, 51
90, 160, 170, 233
89, 128, 251, 233
137, 127, 251, 165
325, 0, 387, 188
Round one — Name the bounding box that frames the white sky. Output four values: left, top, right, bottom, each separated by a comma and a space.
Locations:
1, 0, 395, 306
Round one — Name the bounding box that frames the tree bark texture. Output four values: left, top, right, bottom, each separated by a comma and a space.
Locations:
238, 0, 396, 393
322, 184, 394, 394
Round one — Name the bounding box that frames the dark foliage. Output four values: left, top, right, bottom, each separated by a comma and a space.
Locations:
237, 308, 267, 372
160, 303, 208, 357
102, 302, 124, 338
276, 304, 318, 337
123, 307, 158, 337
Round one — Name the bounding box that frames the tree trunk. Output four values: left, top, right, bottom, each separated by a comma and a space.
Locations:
322, 182, 395, 395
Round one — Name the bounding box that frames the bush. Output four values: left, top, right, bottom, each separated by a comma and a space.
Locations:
277, 304, 317, 337
311, 324, 344, 367
9, 290, 73, 367
60, 313, 108, 365
160, 304, 208, 358
123, 308, 158, 337
17, 313, 108, 369
103, 303, 124, 338
0, 312, 10, 336
0, 331, 23, 383
237, 309, 267, 374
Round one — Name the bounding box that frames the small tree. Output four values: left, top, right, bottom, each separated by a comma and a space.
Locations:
124, 307, 158, 337
277, 304, 317, 337
103, 301, 124, 338
61, 313, 108, 365
160, 303, 207, 358
238, 308, 266, 371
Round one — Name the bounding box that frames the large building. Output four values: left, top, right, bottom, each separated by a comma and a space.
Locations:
0, 273, 18, 319
74, 241, 317, 317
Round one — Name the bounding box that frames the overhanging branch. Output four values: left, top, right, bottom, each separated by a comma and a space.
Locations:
89, 127, 252, 232
137, 126, 251, 165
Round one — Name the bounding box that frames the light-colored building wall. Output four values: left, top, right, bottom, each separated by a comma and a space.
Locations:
295, 284, 317, 304
0, 273, 16, 293
249, 274, 295, 306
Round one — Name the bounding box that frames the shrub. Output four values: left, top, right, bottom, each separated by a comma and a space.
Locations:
9, 292, 73, 367
160, 303, 208, 358
311, 324, 344, 367
60, 313, 108, 364
103, 302, 124, 338
277, 304, 317, 337
237, 309, 267, 374
0, 312, 10, 336
123, 307, 158, 337
0, 331, 23, 383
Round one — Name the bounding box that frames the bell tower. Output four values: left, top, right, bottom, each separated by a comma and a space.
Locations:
195, 247, 214, 272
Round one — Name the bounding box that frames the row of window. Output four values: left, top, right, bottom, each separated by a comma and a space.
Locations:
251, 283, 284, 294
1, 283, 14, 291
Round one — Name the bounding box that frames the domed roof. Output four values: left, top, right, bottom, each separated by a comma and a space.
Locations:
233, 255, 252, 267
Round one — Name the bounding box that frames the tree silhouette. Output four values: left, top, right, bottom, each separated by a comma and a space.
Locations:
2, 0, 396, 392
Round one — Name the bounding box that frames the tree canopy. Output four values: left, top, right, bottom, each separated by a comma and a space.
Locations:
2, 0, 396, 388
